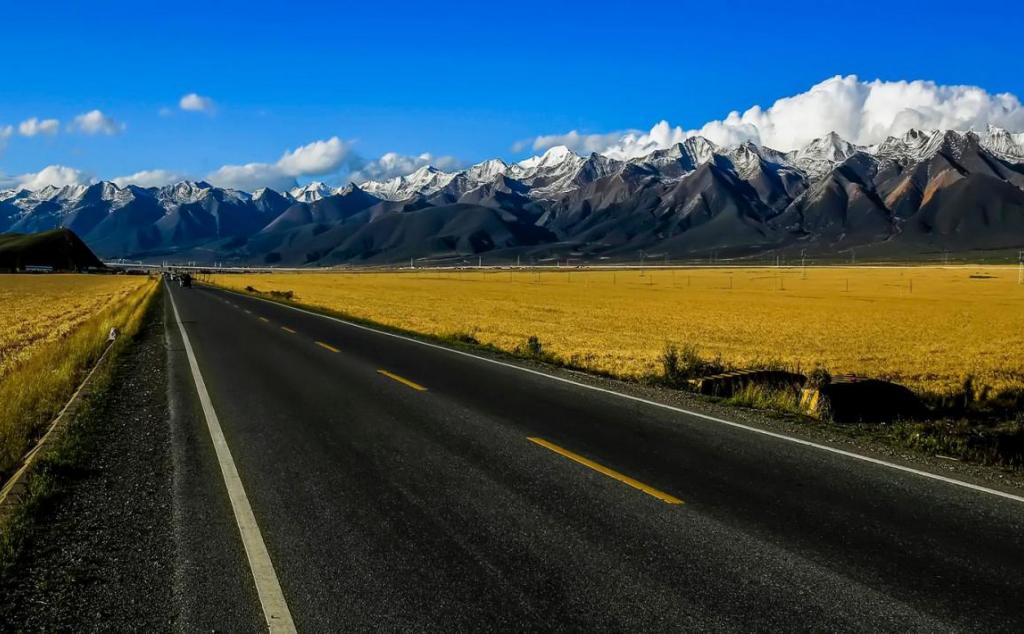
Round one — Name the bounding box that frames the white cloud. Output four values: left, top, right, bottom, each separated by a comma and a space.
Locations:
0, 125, 12, 151
69, 110, 125, 135
524, 123, 689, 160
179, 93, 216, 113
18, 117, 60, 137
16, 165, 93, 190
690, 75, 1024, 150
512, 130, 631, 155
348, 151, 461, 183
111, 169, 185, 188
207, 136, 354, 190
207, 162, 297, 191
7, 138, 460, 192
523, 75, 1024, 158
207, 138, 463, 190
275, 137, 351, 175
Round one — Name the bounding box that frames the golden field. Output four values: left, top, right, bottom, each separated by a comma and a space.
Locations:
0, 275, 151, 379
0, 274, 157, 476
212, 267, 1024, 396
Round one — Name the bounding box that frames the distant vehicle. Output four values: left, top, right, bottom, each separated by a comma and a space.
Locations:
179, 273, 192, 288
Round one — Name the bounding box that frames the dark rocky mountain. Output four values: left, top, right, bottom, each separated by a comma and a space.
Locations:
3, 126, 1023, 265
0, 228, 105, 272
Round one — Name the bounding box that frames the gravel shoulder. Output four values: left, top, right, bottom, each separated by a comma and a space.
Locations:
0, 290, 174, 631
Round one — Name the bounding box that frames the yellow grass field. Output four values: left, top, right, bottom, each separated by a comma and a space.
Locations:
0, 274, 151, 378
212, 267, 1024, 396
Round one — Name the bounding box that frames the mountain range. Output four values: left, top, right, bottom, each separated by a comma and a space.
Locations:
3, 126, 1024, 265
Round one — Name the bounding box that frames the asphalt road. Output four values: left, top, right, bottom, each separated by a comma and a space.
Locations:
165, 280, 1024, 632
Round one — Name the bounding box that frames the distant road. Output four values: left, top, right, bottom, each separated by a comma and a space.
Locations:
165, 281, 1024, 631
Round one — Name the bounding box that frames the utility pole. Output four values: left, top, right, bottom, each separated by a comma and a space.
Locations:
1019, 250, 1023, 285
800, 249, 807, 280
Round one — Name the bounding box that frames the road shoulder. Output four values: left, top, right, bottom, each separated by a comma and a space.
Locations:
0, 288, 175, 631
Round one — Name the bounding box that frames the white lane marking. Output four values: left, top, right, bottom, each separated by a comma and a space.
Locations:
217, 286, 1024, 505
168, 285, 297, 632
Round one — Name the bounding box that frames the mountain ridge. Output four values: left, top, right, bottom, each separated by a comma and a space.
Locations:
3, 127, 1024, 264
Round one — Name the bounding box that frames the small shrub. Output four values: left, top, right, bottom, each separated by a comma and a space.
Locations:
567, 352, 598, 371
962, 375, 976, 408
661, 342, 726, 386
515, 335, 550, 361
446, 331, 480, 345
724, 383, 803, 415
269, 290, 294, 300
661, 344, 681, 382
807, 366, 832, 388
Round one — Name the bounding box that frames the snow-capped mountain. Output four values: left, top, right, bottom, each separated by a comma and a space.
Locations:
631, 136, 719, 176
158, 180, 215, 205
289, 181, 333, 203
360, 165, 458, 200
514, 145, 579, 172
981, 125, 1024, 160
508, 146, 589, 193
464, 158, 510, 182
4, 125, 1024, 264
787, 132, 859, 178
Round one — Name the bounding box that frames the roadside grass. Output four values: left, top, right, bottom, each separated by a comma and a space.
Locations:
222, 282, 1024, 471
0, 361, 111, 575
0, 278, 158, 480
722, 383, 804, 415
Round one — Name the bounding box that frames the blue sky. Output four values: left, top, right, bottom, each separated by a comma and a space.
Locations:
2, 0, 1023, 190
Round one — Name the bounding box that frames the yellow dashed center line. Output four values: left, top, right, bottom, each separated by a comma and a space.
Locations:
315, 341, 340, 353
244, 309, 252, 314
281, 326, 296, 334
377, 369, 427, 391
258, 317, 269, 323
527, 437, 683, 505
